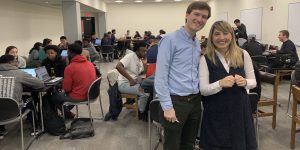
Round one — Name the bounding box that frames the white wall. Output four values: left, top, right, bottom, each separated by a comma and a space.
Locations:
107, 0, 300, 50
77, 0, 107, 12
106, 2, 212, 38
0, 0, 64, 57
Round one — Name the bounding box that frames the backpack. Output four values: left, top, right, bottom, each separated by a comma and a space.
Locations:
42, 94, 66, 136
60, 118, 94, 140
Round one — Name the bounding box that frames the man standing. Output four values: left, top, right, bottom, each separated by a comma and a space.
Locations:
154, 2, 211, 150
234, 19, 248, 40
273, 30, 299, 61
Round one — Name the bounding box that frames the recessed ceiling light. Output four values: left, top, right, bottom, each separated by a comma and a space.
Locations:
155, 0, 163, 2
135, 0, 143, 2
174, 0, 182, 2
115, 0, 123, 2
44, 1, 49, 3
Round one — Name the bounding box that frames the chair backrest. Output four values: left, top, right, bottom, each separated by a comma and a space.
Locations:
0, 77, 15, 98
259, 71, 279, 101
101, 45, 114, 53
87, 77, 102, 102
149, 99, 161, 123
248, 93, 259, 113
251, 55, 268, 66
260, 43, 269, 52
0, 98, 20, 122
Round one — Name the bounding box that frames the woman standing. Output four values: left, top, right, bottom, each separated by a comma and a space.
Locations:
199, 21, 257, 150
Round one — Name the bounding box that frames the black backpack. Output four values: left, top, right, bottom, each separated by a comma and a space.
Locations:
42, 94, 66, 136
60, 118, 94, 140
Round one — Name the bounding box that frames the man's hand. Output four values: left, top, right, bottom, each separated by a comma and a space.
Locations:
219, 75, 235, 88
129, 79, 137, 86
164, 108, 178, 123
235, 74, 247, 87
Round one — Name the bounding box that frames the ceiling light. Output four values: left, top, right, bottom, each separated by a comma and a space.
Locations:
44, 1, 49, 3
135, 0, 143, 2
174, 0, 182, 2
155, 0, 163, 2
115, 0, 123, 2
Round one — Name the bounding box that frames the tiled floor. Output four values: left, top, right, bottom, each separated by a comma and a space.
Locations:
0, 60, 300, 150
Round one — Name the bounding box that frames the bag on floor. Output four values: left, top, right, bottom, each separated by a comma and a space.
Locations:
42, 93, 66, 136
60, 118, 94, 140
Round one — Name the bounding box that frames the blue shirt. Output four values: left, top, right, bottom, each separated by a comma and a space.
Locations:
154, 27, 201, 111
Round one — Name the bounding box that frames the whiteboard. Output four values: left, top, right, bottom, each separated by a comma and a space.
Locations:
240, 7, 263, 40
288, 3, 300, 46
216, 12, 228, 22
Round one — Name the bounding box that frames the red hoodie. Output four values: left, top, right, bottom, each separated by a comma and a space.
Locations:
63, 55, 96, 100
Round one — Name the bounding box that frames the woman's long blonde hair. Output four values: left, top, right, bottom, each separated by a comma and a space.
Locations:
205, 21, 243, 68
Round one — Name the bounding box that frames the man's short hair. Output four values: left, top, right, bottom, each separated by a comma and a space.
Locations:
133, 41, 148, 52
68, 43, 82, 55
234, 19, 240, 23
0, 55, 15, 64
74, 40, 83, 46
280, 30, 289, 38
44, 45, 59, 53
186, 2, 211, 19
60, 36, 67, 40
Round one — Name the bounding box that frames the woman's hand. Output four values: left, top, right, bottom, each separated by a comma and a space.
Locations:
235, 74, 247, 87
219, 75, 235, 88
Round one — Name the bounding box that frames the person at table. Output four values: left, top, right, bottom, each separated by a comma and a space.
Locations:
5, 46, 26, 68
199, 20, 257, 149
41, 45, 66, 77
58, 36, 69, 52
111, 29, 116, 45
134, 31, 142, 39
83, 38, 100, 62
28, 42, 42, 68
0, 54, 44, 139
51, 44, 97, 118
124, 30, 131, 39
271, 30, 299, 62
233, 19, 248, 40
116, 41, 149, 118
39, 38, 52, 62
242, 35, 263, 56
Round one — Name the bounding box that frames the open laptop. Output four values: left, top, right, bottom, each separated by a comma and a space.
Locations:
35, 66, 62, 85
60, 49, 68, 59
94, 39, 101, 46
20, 68, 36, 77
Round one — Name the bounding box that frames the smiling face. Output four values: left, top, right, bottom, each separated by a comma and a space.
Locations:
185, 9, 209, 35
8, 48, 18, 59
212, 29, 232, 52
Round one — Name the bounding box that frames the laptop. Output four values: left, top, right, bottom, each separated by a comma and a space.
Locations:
60, 49, 68, 58
20, 68, 36, 77
35, 66, 62, 85
95, 39, 101, 46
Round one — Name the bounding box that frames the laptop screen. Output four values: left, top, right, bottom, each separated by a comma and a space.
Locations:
95, 39, 101, 45
20, 68, 36, 77
61, 50, 68, 57
35, 66, 51, 82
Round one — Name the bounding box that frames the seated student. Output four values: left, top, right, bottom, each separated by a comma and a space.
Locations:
58, 36, 69, 51
134, 31, 142, 39
242, 35, 263, 56
116, 41, 149, 117
147, 37, 159, 64
28, 42, 42, 68
101, 33, 112, 46
39, 38, 52, 62
83, 38, 100, 62
41, 45, 66, 77
74, 40, 90, 61
51, 44, 97, 117
5, 46, 26, 68
0, 55, 44, 139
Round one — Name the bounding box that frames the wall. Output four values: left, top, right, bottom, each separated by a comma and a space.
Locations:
0, 0, 64, 57
106, 2, 207, 38
107, 0, 300, 50
77, 0, 107, 12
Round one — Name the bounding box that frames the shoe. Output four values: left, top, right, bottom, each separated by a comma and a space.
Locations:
31, 128, 42, 136
104, 113, 112, 121
65, 111, 75, 119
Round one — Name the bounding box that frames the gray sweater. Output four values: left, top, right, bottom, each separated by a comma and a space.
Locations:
0, 64, 44, 102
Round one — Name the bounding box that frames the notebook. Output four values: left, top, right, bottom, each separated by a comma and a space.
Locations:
20, 68, 36, 77
35, 66, 62, 85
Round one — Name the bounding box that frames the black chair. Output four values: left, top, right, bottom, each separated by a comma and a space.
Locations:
101, 45, 114, 62
248, 92, 259, 146
62, 77, 103, 129
148, 99, 163, 150
0, 77, 36, 150
251, 55, 269, 71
